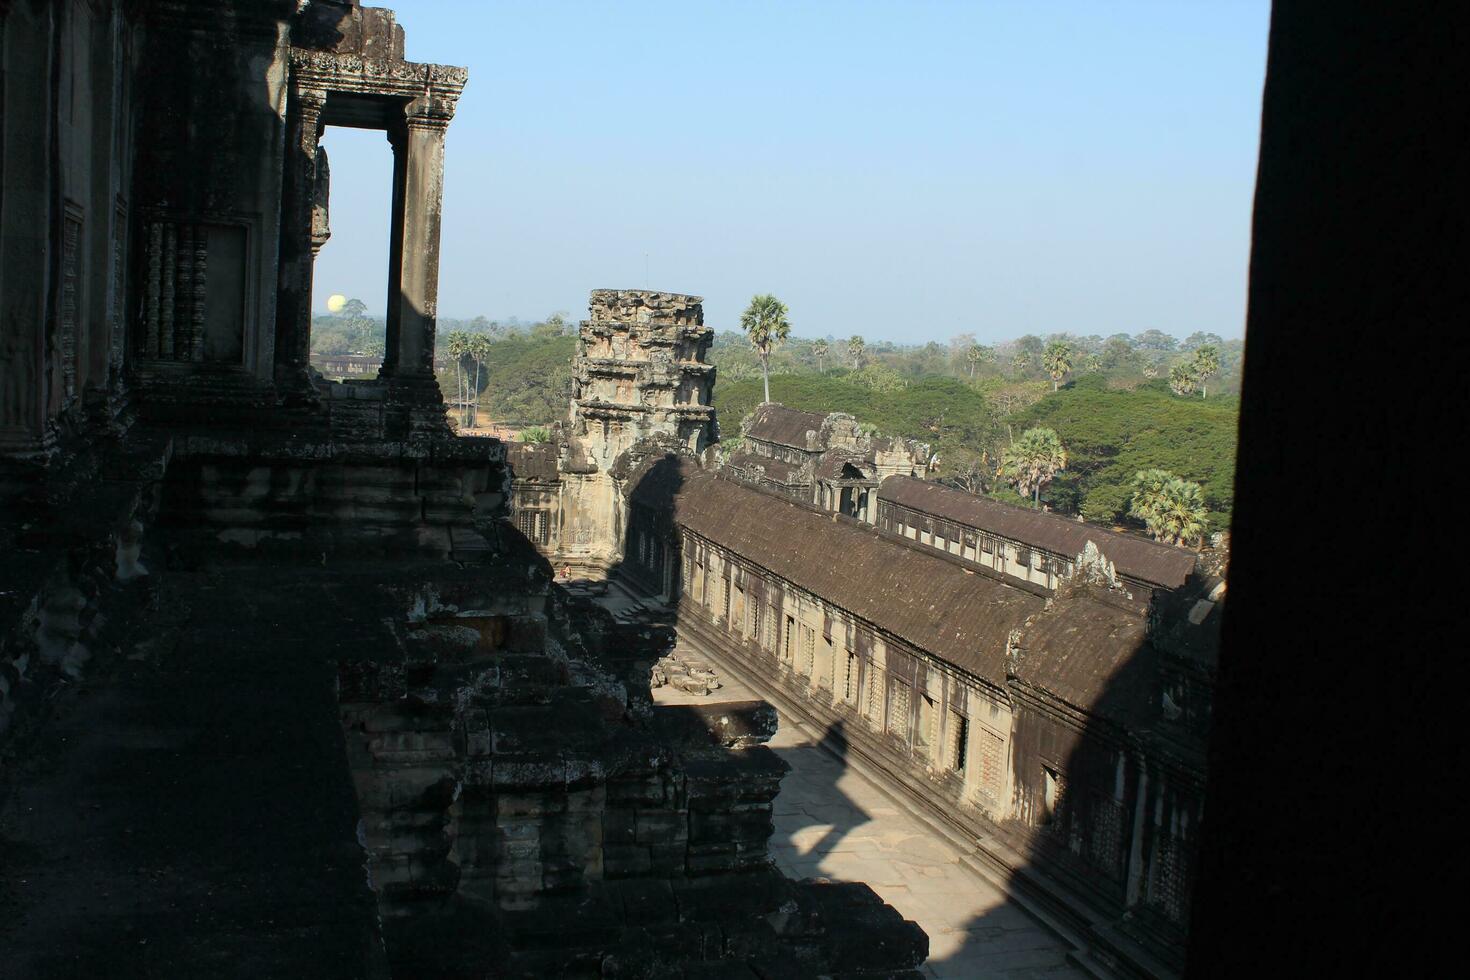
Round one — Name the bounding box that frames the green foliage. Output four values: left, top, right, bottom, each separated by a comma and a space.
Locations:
1130, 470, 1209, 546
1169, 361, 1200, 397
520, 426, 552, 444
715, 373, 996, 478
999, 427, 1067, 505
1015, 374, 1238, 531
740, 293, 792, 403
1042, 340, 1074, 390
471, 331, 577, 426
310, 297, 381, 356
852, 364, 908, 393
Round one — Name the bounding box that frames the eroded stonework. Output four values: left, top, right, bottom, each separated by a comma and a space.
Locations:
0, 4, 927, 975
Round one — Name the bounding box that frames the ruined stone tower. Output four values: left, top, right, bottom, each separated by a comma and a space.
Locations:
555, 290, 717, 572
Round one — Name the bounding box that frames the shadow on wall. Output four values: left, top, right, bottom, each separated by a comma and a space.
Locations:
610, 455, 1204, 975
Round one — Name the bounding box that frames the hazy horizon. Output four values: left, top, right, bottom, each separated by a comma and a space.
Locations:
311, 1, 1270, 344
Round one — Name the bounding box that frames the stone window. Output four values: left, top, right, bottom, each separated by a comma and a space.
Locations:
947, 710, 969, 773
866, 666, 883, 724
1148, 832, 1193, 925
977, 726, 1005, 801
766, 606, 779, 651
801, 626, 816, 676
1087, 791, 1127, 880
783, 615, 796, 664
750, 601, 762, 648
514, 509, 548, 545
844, 651, 859, 702
887, 681, 911, 738
722, 575, 731, 625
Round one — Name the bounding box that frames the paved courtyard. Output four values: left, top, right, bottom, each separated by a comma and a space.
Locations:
653, 652, 1089, 980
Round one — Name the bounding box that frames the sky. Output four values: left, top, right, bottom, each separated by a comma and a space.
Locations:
312, 1, 1272, 344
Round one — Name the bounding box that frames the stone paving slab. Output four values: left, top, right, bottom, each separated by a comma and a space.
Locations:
652, 647, 1088, 979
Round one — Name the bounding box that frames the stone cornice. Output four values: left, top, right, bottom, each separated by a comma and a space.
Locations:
289, 48, 467, 105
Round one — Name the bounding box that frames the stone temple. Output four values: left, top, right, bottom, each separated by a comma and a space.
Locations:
4, 1, 1457, 977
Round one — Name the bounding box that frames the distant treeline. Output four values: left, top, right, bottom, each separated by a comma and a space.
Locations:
310, 301, 1238, 531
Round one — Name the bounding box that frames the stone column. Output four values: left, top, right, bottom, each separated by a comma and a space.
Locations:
379, 125, 407, 376
274, 85, 326, 387
382, 94, 453, 388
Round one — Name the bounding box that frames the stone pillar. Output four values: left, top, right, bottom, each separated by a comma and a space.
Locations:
274, 85, 326, 388
382, 95, 452, 386
379, 125, 407, 376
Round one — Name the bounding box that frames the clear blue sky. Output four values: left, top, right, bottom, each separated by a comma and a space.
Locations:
312, 1, 1270, 343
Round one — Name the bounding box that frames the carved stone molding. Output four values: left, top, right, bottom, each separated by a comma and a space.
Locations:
288, 48, 467, 106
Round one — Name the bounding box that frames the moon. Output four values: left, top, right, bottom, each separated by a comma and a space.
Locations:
326, 294, 347, 313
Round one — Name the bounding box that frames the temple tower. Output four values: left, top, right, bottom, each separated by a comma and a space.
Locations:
555, 290, 717, 573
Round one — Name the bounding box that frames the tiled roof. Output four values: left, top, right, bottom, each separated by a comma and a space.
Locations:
879, 476, 1196, 590
653, 464, 1045, 684
1009, 586, 1154, 726
742, 404, 830, 451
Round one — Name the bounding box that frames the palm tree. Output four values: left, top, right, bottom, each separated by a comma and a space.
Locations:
1192, 344, 1220, 398
847, 335, 866, 370
445, 331, 471, 425
999, 427, 1067, 507
965, 343, 994, 379
739, 294, 791, 404
1169, 361, 1200, 397
812, 339, 829, 373
1042, 340, 1074, 391
1155, 478, 1209, 547
1128, 468, 1174, 530
1129, 469, 1208, 546
467, 333, 493, 426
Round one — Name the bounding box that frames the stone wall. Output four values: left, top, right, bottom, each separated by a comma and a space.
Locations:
335, 569, 927, 976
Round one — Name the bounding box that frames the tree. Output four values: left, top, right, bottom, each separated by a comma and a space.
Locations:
1135, 329, 1178, 352
1181, 331, 1224, 352
1130, 469, 1207, 546
1156, 478, 1209, 547
1169, 361, 1200, 397
468, 333, 493, 425
999, 426, 1067, 507
965, 343, 994, 379
812, 339, 829, 372
1100, 336, 1135, 370
847, 335, 867, 370
445, 331, 472, 426
1042, 340, 1074, 391
739, 294, 791, 404
1191, 344, 1221, 398
341, 297, 369, 320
